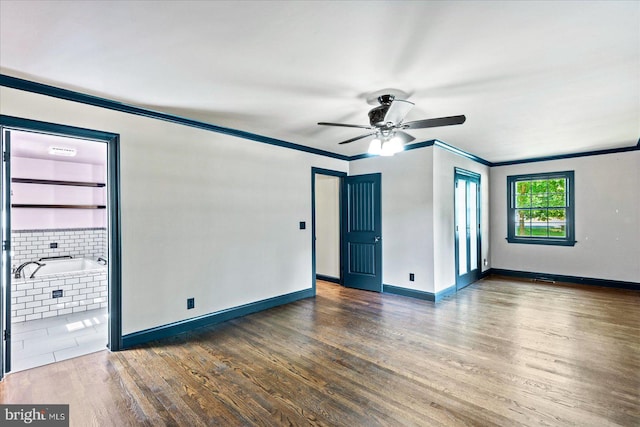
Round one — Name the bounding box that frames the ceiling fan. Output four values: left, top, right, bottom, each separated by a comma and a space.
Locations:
318, 94, 466, 156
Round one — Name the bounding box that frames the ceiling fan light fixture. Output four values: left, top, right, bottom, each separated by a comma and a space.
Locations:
368, 138, 382, 155
380, 136, 404, 157
380, 143, 394, 156
319, 94, 465, 155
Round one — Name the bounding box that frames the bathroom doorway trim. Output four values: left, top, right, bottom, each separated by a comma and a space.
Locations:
0, 115, 122, 379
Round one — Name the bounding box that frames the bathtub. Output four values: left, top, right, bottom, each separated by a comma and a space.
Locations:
12, 257, 108, 323
32, 258, 104, 277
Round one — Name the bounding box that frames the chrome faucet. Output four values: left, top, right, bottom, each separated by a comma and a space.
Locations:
14, 261, 45, 279
97, 257, 108, 265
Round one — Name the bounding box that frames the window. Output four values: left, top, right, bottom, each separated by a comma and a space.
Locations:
507, 171, 575, 246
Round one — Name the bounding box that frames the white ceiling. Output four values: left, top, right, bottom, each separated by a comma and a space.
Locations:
1, 1, 638, 162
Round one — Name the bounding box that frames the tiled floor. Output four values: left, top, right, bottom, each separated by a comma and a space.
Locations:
10, 308, 108, 372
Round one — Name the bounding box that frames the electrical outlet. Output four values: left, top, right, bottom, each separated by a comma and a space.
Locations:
299, 221, 306, 230
52, 290, 63, 298
187, 298, 195, 310
409, 273, 415, 282
50, 242, 58, 249
483, 259, 488, 266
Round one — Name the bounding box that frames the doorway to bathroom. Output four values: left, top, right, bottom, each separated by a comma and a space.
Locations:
0, 117, 121, 379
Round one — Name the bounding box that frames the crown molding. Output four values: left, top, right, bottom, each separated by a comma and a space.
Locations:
2, 74, 637, 166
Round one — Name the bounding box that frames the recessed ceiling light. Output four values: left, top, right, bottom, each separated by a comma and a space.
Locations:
48, 146, 77, 157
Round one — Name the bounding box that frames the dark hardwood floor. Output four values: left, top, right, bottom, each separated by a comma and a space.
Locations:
1, 278, 638, 426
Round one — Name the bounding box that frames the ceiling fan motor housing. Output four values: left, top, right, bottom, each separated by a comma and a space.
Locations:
368, 95, 395, 127
368, 106, 389, 127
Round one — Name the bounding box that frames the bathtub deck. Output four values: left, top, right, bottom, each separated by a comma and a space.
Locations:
10, 307, 108, 372
11, 265, 108, 323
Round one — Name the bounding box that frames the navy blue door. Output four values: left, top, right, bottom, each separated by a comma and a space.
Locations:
343, 173, 382, 292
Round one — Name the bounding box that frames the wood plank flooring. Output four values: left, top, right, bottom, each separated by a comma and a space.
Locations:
1, 277, 638, 426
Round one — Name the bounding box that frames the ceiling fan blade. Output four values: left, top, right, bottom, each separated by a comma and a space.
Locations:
338, 132, 377, 145
395, 131, 416, 144
383, 99, 414, 125
402, 115, 466, 129
318, 122, 372, 129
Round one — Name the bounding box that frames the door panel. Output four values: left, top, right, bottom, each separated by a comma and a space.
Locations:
348, 243, 376, 275
343, 173, 382, 292
455, 169, 481, 290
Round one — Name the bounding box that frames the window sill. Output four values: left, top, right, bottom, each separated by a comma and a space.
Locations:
506, 237, 577, 247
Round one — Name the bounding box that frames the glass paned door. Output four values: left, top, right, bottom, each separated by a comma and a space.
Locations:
455, 169, 481, 290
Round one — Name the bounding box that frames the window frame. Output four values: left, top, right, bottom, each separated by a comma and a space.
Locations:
506, 170, 576, 246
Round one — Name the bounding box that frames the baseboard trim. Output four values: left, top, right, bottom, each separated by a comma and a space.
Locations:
316, 274, 341, 284
435, 285, 457, 301
383, 284, 458, 302
122, 288, 314, 348
383, 284, 435, 301
489, 269, 640, 290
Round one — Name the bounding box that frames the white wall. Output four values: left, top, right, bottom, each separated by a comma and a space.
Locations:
315, 175, 340, 278
491, 151, 640, 283
5, 84, 634, 340
350, 148, 436, 292
349, 145, 491, 294
11, 156, 107, 229
432, 148, 491, 292
1, 87, 348, 334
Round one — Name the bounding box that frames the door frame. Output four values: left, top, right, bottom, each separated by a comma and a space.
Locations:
1, 129, 12, 376
311, 168, 347, 294
454, 167, 481, 290
0, 115, 122, 380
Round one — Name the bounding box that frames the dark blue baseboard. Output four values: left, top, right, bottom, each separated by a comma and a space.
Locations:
122, 288, 314, 348
490, 269, 640, 291
383, 284, 458, 302
435, 285, 458, 301
316, 274, 341, 284
117, 269, 638, 349
383, 284, 435, 301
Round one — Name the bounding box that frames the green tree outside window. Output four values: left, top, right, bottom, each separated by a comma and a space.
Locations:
514, 178, 567, 238
507, 171, 575, 246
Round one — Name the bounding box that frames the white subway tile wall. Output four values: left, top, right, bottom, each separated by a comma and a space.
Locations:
10, 228, 108, 323
11, 228, 106, 269
11, 270, 107, 323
